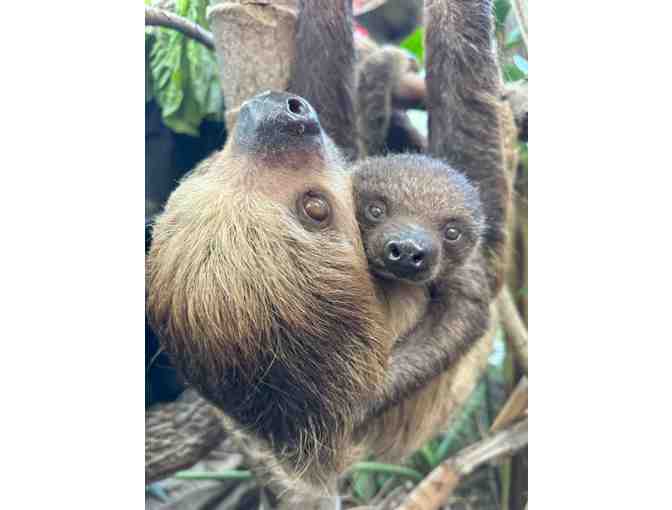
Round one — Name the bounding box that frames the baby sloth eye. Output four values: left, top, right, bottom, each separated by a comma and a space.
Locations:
444, 226, 461, 241
365, 202, 386, 222
303, 194, 330, 223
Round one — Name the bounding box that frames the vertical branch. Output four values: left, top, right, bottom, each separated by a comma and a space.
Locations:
512, 0, 529, 49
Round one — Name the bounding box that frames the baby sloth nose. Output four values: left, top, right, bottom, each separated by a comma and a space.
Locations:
383, 231, 437, 280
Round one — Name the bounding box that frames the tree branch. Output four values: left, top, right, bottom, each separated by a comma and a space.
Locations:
511, 0, 528, 50
145, 389, 227, 484
498, 286, 529, 373
145, 6, 215, 50
491, 376, 528, 433
395, 418, 528, 510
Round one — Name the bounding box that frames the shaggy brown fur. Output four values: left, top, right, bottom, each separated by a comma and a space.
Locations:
288, 0, 359, 159
344, 0, 514, 467
352, 154, 491, 409
425, 0, 513, 295
348, 155, 492, 462
147, 93, 390, 492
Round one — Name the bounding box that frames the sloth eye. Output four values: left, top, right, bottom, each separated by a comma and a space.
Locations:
365, 202, 386, 222
444, 226, 461, 241
302, 194, 330, 223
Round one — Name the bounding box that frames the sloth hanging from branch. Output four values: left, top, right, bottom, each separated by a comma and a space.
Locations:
145, 0, 527, 508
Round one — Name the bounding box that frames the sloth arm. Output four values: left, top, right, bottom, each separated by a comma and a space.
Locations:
424, 0, 510, 294
363, 266, 492, 421
288, 0, 359, 159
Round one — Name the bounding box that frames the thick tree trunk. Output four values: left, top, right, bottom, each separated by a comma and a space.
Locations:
207, 1, 298, 131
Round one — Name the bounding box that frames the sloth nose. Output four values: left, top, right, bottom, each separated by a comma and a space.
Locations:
383, 235, 436, 279
285, 96, 314, 125
236, 91, 321, 143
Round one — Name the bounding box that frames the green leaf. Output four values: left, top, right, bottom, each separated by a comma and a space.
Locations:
349, 462, 424, 482
494, 0, 512, 29
503, 63, 526, 83
173, 469, 254, 481
400, 27, 425, 64
146, 0, 222, 136
352, 471, 378, 503
513, 54, 528, 75
418, 443, 437, 469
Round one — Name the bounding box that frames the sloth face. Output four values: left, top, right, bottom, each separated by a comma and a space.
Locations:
353, 154, 485, 285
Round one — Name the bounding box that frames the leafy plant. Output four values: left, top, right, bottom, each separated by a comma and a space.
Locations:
504, 54, 529, 82
400, 27, 425, 65
145, 0, 222, 136
494, 0, 512, 31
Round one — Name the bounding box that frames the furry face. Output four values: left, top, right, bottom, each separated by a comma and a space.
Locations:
353, 154, 484, 287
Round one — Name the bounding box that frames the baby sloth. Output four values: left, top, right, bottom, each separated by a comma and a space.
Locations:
352, 154, 492, 421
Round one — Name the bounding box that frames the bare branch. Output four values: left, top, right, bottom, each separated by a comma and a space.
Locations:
498, 286, 529, 373
511, 0, 529, 50
491, 376, 528, 433
396, 418, 528, 510
145, 6, 215, 50
145, 389, 227, 484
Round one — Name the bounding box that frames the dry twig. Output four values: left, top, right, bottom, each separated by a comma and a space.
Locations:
491, 376, 528, 433
511, 0, 528, 49
498, 286, 529, 373
395, 418, 528, 510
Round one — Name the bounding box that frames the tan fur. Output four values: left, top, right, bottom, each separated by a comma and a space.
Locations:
355, 305, 496, 462
147, 136, 392, 492
376, 279, 430, 341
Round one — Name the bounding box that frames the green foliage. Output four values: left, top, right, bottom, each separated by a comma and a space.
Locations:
504, 56, 528, 82
494, 0, 512, 30
350, 462, 424, 482
518, 141, 528, 171
174, 469, 254, 481
494, 0, 528, 84
506, 27, 523, 49
146, 0, 222, 136
399, 27, 425, 65
349, 461, 424, 504
352, 468, 379, 503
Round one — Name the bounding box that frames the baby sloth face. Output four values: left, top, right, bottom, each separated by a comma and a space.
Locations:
353, 154, 485, 286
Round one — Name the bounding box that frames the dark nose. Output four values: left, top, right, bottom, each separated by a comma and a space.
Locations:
383, 233, 436, 279
234, 91, 321, 150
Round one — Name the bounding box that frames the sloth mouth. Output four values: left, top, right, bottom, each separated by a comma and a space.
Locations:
370, 262, 432, 286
